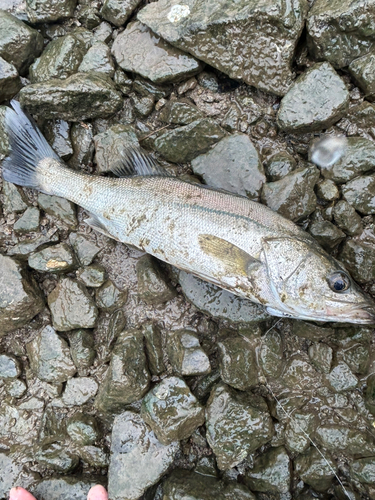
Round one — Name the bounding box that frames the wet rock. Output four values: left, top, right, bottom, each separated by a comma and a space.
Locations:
36, 443, 79, 472
3, 181, 28, 214
0, 57, 22, 103
27, 0, 77, 22
339, 236, 375, 284
308, 220, 345, 252
138, 0, 307, 96
295, 447, 336, 492
43, 119, 73, 161
154, 118, 226, 163
265, 152, 296, 182
94, 124, 138, 174
316, 179, 339, 202
277, 62, 349, 133
136, 254, 176, 305
177, 77, 197, 95
79, 446, 109, 467
92, 21, 113, 44
112, 21, 202, 84
259, 330, 284, 378
69, 122, 94, 168
281, 355, 320, 390
131, 94, 154, 117
13, 206, 40, 234
62, 377, 98, 406
0, 453, 35, 498
206, 383, 274, 470
0, 353, 21, 379
78, 42, 115, 78
26, 325, 76, 383
100, 0, 142, 26
66, 413, 100, 445
339, 343, 370, 375
7, 231, 60, 259
28, 243, 78, 273
133, 76, 171, 99
365, 373, 375, 414
159, 99, 202, 125
68, 329, 96, 370
29, 34, 86, 83
326, 361, 358, 392
108, 411, 179, 500
245, 446, 290, 493
349, 51, 375, 101
78, 5, 100, 29
191, 134, 265, 199
351, 457, 375, 485
48, 278, 98, 331
261, 165, 320, 221
19, 73, 123, 121
142, 322, 165, 375
95, 329, 150, 413
308, 343, 332, 374
34, 477, 104, 500
166, 329, 211, 376
95, 279, 127, 311
141, 376, 205, 445
315, 425, 375, 457
5, 378, 27, 398
113, 69, 132, 95
0, 254, 44, 335
285, 412, 317, 455
332, 200, 362, 236
342, 174, 375, 215
0, 11, 43, 75
69, 233, 101, 266
38, 193, 77, 229
77, 265, 107, 288
307, 0, 375, 68
217, 335, 258, 390
179, 271, 270, 324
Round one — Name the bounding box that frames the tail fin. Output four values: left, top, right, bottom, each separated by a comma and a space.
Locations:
2, 100, 61, 189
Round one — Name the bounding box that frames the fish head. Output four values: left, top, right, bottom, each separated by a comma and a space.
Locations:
262, 237, 375, 324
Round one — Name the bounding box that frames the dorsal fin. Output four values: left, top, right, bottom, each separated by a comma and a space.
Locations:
110, 147, 170, 177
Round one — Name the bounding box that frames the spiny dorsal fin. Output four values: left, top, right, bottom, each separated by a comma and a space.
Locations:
110, 147, 170, 177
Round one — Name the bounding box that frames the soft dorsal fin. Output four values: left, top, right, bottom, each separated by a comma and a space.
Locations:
110, 147, 170, 177
198, 234, 261, 277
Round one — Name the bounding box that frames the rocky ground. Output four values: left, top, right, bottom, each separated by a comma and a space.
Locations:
1, 0, 375, 499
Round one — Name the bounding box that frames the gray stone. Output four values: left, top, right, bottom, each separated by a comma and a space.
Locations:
326, 362, 358, 392
191, 134, 265, 200
0, 254, 44, 335
332, 200, 362, 236
26, 0, 77, 23
166, 329, 211, 376
308, 220, 345, 252
35, 443, 79, 472
316, 179, 339, 201
78, 42, 115, 78
69, 233, 101, 266
43, 119, 73, 160
292, 321, 334, 341
0, 10, 43, 75
33, 477, 104, 500
133, 76, 171, 99
316, 425, 375, 457
142, 322, 165, 375
68, 329, 96, 370
95, 280, 127, 310
69, 122, 94, 169
26, 325, 76, 383
3, 181, 28, 214
141, 376, 205, 445
351, 457, 375, 485
62, 377, 98, 406
19, 73, 123, 121
342, 174, 375, 215
13, 207, 40, 234
258, 330, 284, 378
206, 383, 274, 470
0, 56, 21, 103
339, 236, 375, 284
308, 343, 332, 374
108, 411, 179, 500
339, 343, 370, 375
0, 354, 21, 379
78, 5, 100, 29
138, 0, 308, 96
217, 335, 258, 390
265, 152, 296, 181
112, 21, 202, 84
245, 446, 291, 494
295, 447, 336, 492
5, 378, 27, 398
285, 412, 317, 455
28, 243, 78, 273
349, 50, 375, 101
100, 0, 142, 26
79, 446, 108, 468
77, 265, 107, 288
0, 453, 36, 498
131, 94, 154, 117
66, 413, 100, 445
48, 278, 98, 331
159, 99, 202, 125
7, 232, 60, 259
136, 254, 176, 305
94, 124, 138, 174
92, 21, 113, 44
38, 193, 77, 229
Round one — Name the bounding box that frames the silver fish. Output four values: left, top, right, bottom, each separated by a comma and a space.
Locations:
2, 101, 375, 324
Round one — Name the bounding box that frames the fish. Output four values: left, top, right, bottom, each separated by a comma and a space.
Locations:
2, 101, 375, 324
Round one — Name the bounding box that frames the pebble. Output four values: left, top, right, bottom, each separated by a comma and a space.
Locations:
68, 329, 96, 370
142, 322, 165, 375
217, 334, 258, 390
62, 377, 98, 406
0, 57, 22, 102
166, 329, 211, 376
0, 353, 21, 379
326, 362, 358, 392
38, 193, 77, 228
94, 124, 139, 174
27, 0, 77, 23
244, 446, 291, 494
295, 447, 336, 492
100, 0, 142, 27
136, 254, 176, 305
28, 242, 78, 273
66, 413, 100, 445
342, 174, 375, 214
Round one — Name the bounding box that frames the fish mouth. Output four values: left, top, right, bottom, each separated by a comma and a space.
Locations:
348, 305, 375, 324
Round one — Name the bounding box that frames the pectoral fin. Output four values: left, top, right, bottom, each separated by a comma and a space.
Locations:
85, 214, 122, 242
198, 234, 261, 277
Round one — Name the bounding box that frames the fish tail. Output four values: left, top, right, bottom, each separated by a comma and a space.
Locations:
2, 100, 63, 194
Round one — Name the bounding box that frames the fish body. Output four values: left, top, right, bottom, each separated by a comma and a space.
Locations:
3, 101, 375, 324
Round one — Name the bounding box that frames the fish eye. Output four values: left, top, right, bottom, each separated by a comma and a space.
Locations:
327, 271, 351, 293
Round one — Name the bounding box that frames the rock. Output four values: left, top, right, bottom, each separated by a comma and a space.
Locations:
69, 122, 94, 168
13, 207, 40, 234
0, 57, 22, 103
94, 124, 138, 174
191, 134, 265, 199
66, 413, 100, 445
142, 322, 165, 375
43, 119, 74, 160
153, 118, 226, 163
33, 477, 104, 500
38, 193, 77, 228
108, 411, 179, 500
7, 232, 60, 259
295, 447, 336, 492
95, 329, 150, 413
308, 221, 345, 252
131, 94, 154, 117
316, 179, 339, 202
0, 10, 43, 75
326, 362, 358, 392
19, 73, 123, 121
100, 0, 142, 26
2, 181, 28, 214
112, 21, 202, 84
159, 99, 202, 125
258, 330, 284, 378
265, 152, 296, 181
26, 0, 77, 22
26, 325, 76, 383
5, 378, 27, 398
133, 76, 171, 99
166, 329, 211, 376
28, 243, 78, 273
277, 62, 349, 133
0, 354, 21, 379
366, 373, 375, 414
92, 21, 113, 44
333, 200, 362, 236
205, 383, 274, 470
0, 453, 36, 498
29, 34, 86, 83
244, 446, 291, 494
349, 51, 375, 101
62, 377, 98, 406
0, 254, 44, 335
79, 446, 108, 468
78, 42, 115, 78
285, 412, 317, 455
177, 77, 197, 95
136, 254, 176, 305
68, 329, 96, 370
138, 0, 308, 96
351, 457, 375, 485
141, 376, 205, 445
308, 343, 332, 374
261, 165, 320, 221
78, 5, 100, 29
315, 425, 375, 457
48, 278, 98, 331
339, 236, 375, 284
179, 271, 270, 324
36, 442, 79, 472
69, 233, 101, 266
76, 265, 107, 288
307, 0, 375, 69
342, 174, 375, 215
95, 280, 127, 311
281, 355, 320, 390
113, 69, 132, 95
217, 335, 258, 390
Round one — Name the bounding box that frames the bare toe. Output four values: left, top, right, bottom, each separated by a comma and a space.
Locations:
87, 485, 108, 500
9, 487, 36, 500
